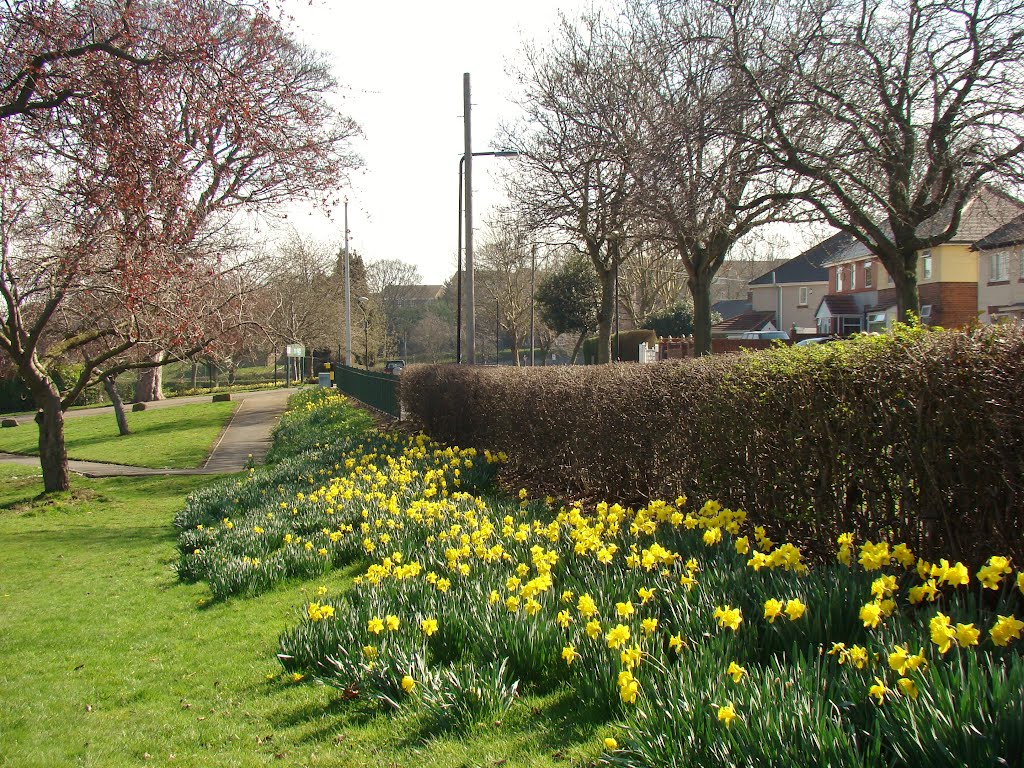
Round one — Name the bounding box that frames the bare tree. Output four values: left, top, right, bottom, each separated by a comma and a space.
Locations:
624, 0, 797, 355
507, 11, 638, 364
365, 258, 422, 359
475, 215, 535, 366
263, 231, 343, 356
729, 0, 1024, 319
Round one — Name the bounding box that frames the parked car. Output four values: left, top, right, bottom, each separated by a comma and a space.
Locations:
383, 359, 406, 375
731, 330, 791, 340
794, 336, 836, 346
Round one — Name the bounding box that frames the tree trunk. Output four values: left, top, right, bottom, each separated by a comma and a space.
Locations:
134, 351, 166, 402
595, 264, 615, 364
570, 330, 587, 364
690, 273, 714, 356
894, 256, 920, 322
191, 361, 199, 388
34, 393, 70, 493
102, 375, 130, 436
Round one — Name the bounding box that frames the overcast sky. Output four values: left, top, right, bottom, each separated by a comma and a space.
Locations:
271, 0, 597, 285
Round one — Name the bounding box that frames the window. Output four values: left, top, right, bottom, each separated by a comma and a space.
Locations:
867, 311, 887, 332
798, 286, 809, 306
850, 264, 856, 290
842, 316, 863, 335
991, 251, 1009, 282
887, 268, 894, 286
922, 251, 932, 280
920, 305, 933, 321
836, 266, 844, 292
864, 262, 873, 288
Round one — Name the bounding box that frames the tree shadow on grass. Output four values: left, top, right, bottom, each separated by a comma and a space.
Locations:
391, 687, 607, 756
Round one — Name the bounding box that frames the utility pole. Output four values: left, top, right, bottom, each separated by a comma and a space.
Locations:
530, 243, 537, 366
464, 73, 476, 364
344, 198, 352, 367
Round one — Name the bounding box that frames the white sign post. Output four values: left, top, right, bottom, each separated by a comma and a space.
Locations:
286, 344, 305, 384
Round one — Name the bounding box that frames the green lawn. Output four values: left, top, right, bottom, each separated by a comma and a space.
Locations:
0, 465, 604, 768
0, 402, 237, 468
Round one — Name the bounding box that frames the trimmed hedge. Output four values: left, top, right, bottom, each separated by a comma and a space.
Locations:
401, 323, 1024, 563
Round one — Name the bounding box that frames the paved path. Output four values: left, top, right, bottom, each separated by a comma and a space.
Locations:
0, 388, 295, 477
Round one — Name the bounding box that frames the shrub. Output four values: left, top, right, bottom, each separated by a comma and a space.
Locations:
401, 324, 1024, 563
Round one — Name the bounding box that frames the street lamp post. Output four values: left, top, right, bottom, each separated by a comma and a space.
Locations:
344, 198, 352, 367
456, 149, 520, 364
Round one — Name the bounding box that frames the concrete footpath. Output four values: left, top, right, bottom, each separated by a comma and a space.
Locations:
0, 387, 295, 477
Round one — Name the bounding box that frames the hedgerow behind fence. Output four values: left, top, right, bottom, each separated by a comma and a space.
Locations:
400, 324, 1024, 562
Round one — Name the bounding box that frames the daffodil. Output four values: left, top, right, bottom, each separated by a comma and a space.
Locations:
717, 702, 737, 727
764, 598, 783, 623
561, 645, 581, 665
868, 677, 889, 704
726, 661, 746, 683
929, 612, 956, 654
897, 677, 918, 700
785, 598, 806, 621
714, 605, 742, 631
421, 617, 438, 636
401, 675, 416, 693
607, 623, 631, 649
990, 614, 1024, 646
860, 601, 883, 629
603, 737, 618, 750
367, 617, 385, 634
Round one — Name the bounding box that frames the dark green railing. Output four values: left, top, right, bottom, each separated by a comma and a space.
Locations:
335, 365, 400, 419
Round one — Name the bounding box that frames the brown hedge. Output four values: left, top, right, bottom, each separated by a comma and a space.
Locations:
400, 324, 1024, 563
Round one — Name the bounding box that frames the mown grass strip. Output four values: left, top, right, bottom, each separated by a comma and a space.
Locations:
0, 401, 236, 468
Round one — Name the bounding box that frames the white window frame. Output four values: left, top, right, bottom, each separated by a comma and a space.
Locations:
864, 261, 873, 288
798, 286, 809, 306
920, 304, 932, 319
850, 264, 857, 290
922, 250, 932, 280
992, 251, 1009, 282
836, 266, 844, 292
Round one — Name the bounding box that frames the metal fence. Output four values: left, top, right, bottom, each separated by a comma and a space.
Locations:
334, 365, 400, 419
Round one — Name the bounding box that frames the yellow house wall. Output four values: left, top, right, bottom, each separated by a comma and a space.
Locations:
928, 244, 977, 283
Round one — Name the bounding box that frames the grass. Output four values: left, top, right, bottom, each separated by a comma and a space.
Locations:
0, 464, 606, 768
0, 402, 237, 468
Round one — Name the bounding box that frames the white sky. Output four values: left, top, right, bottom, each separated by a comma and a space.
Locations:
276, 0, 593, 285
275, 0, 821, 285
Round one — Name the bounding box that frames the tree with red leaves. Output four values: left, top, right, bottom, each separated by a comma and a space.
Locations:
0, 0, 360, 491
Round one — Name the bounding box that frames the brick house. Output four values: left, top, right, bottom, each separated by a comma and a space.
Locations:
747, 232, 852, 335
815, 187, 1024, 334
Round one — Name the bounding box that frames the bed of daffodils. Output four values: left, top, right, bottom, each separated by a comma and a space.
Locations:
177, 389, 1024, 767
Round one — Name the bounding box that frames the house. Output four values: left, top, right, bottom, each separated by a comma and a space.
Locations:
815, 186, 1024, 335
974, 212, 1024, 323
710, 309, 779, 337
747, 233, 852, 334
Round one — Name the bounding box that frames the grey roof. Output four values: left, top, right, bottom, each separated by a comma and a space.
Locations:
711, 310, 777, 333
821, 186, 1024, 266
919, 185, 1024, 243
750, 232, 853, 285
711, 299, 752, 320
817, 294, 863, 317
973, 211, 1024, 251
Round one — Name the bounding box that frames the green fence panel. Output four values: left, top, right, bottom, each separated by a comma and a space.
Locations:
335, 366, 400, 418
